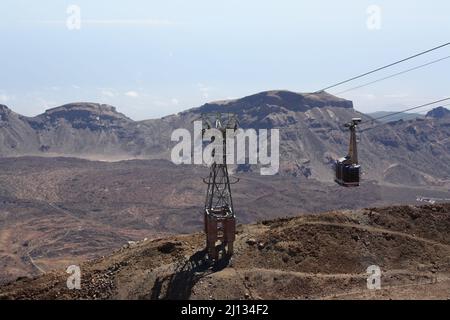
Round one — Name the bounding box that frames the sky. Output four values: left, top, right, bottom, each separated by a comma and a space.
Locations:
0, 0, 449, 120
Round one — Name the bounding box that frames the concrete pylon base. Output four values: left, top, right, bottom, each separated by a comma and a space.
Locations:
204, 211, 236, 261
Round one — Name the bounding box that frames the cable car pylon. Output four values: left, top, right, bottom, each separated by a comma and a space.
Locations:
201, 113, 239, 261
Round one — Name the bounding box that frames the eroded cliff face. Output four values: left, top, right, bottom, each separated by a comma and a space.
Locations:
0, 91, 357, 166
0, 92, 449, 185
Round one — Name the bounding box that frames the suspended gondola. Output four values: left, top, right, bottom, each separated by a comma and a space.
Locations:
335, 118, 361, 187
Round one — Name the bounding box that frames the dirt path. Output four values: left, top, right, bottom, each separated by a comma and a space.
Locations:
233, 266, 442, 280
319, 274, 450, 299
26, 252, 46, 274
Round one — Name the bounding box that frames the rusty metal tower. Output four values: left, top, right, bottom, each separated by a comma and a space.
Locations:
201, 113, 239, 261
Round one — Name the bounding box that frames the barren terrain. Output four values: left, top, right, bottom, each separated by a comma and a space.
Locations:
1, 203, 449, 300
1, 156, 449, 285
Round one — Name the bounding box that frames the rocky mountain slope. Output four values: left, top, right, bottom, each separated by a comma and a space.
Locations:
426, 106, 450, 119
0, 103, 164, 160
1, 91, 449, 185
1, 203, 449, 300
367, 111, 424, 123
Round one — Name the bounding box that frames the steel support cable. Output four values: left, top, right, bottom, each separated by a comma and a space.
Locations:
358, 98, 450, 133
334, 55, 450, 96
310, 42, 450, 95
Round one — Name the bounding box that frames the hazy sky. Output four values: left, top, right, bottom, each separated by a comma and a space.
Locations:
0, 0, 449, 120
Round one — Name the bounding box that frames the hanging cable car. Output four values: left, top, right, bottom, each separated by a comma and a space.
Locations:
335, 118, 362, 187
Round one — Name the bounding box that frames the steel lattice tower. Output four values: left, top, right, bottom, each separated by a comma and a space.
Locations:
201, 113, 239, 261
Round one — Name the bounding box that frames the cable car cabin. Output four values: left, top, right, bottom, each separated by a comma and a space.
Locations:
335, 118, 361, 187
335, 157, 360, 186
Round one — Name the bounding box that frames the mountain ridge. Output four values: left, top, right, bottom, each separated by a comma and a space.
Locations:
0, 91, 449, 185
426, 106, 450, 119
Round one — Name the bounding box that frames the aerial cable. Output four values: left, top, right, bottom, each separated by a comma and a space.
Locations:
333, 55, 450, 96
359, 97, 450, 132
310, 42, 450, 94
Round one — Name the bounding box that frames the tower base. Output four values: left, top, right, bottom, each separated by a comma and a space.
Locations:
204, 211, 236, 261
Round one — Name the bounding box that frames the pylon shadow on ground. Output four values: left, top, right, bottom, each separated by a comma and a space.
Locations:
150, 247, 231, 300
